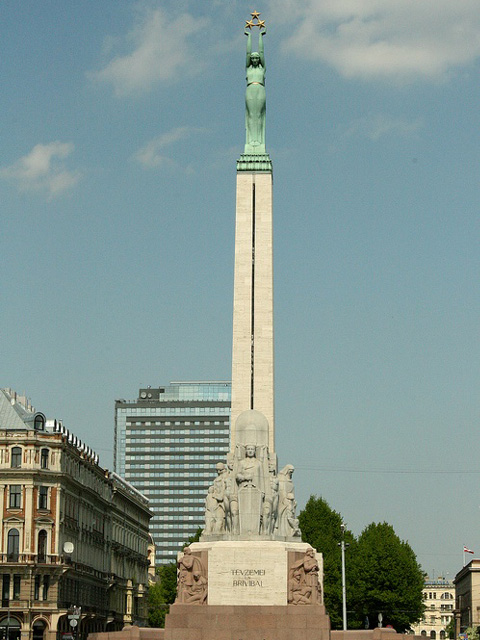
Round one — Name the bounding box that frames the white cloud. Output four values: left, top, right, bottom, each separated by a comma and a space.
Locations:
135, 126, 205, 168
0, 142, 80, 197
268, 0, 480, 80
343, 114, 423, 141
90, 7, 208, 96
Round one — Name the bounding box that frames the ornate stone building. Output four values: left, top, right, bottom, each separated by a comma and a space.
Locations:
411, 577, 455, 639
454, 559, 480, 635
0, 388, 152, 640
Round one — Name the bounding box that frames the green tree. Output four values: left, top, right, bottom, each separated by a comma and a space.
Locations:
465, 627, 479, 640
298, 495, 355, 629
147, 562, 177, 627
445, 617, 455, 639
348, 522, 425, 632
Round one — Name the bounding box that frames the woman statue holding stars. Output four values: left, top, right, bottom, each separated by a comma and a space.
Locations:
244, 12, 267, 154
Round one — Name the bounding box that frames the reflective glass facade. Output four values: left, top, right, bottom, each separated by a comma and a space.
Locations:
114, 382, 231, 565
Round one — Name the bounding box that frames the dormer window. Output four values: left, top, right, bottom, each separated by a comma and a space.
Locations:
11, 447, 22, 468
34, 414, 45, 431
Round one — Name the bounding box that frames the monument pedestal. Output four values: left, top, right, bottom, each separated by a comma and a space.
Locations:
164, 540, 330, 640
164, 604, 331, 640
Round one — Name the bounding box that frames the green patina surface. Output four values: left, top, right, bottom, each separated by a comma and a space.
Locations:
237, 153, 272, 172
238, 20, 271, 171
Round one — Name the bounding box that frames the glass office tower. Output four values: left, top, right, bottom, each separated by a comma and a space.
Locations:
114, 382, 231, 564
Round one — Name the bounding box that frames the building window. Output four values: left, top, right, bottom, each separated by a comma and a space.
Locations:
13, 575, 21, 600
40, 449, 49, 469
9, 485, 21, 509
11, 447, 22, 468
34, 575, 41, 600
7, 529, 20, 562
431, 632, 436, 639
38, 487, 48, 510
440, 632, 446, 640
42, 575, 50, 600
38, 530, 47, 563
34, 414, 45, 431
2, 575, 10, 607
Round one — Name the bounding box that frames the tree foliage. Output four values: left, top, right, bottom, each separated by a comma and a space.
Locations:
298, 495, 356, 629
147, 562, 177, 627
298, 496, 424, 632
349, 522, 425, 631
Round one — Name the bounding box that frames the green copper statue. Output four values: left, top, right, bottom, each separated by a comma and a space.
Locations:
244, 13, 267, 154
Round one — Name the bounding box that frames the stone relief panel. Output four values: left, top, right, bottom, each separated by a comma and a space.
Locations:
175, 546, 208, 605
287, 548, 323, 605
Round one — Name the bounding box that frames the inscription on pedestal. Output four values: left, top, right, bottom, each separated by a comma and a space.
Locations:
207, 543, 287, 605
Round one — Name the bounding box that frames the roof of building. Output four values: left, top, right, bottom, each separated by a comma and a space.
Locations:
0, 388, 34, 430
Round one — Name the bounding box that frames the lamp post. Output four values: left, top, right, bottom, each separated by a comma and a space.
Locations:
338, 523, 349, 631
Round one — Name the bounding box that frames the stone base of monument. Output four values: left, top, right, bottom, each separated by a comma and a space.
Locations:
180, 540, 323, 606
164, 603, 331, 640
164, 540, 330, 640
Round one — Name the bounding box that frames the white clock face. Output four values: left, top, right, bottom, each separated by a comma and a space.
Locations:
63, 542, 74, 554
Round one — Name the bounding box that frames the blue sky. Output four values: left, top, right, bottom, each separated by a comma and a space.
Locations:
2, 0, 480, 579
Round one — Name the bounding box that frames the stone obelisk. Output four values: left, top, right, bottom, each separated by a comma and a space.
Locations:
231, 17, 275, 453
164, 16, 329, 639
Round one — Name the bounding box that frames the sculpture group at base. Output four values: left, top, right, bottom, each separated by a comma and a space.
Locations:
176, 547, 208, 605
288, 548, 322, 605
202, 410, 301, 540
174, 544, 322, 607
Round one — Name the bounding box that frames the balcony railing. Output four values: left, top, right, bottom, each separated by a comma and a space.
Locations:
0, 553, 61, 564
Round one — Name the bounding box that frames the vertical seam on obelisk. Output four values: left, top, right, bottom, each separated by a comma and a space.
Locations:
250, 178, 255, 411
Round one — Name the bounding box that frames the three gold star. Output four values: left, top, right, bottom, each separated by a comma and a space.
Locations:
245, 10, 266, 30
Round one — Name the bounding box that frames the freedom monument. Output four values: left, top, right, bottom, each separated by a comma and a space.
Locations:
91, 13, 420, 640
163, 13, 331, 640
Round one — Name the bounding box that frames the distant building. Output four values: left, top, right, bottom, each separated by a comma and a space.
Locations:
411, 577, 455, 638
0, 388, 152, 640
454, 559, 480, 634
114, 382, 231, 564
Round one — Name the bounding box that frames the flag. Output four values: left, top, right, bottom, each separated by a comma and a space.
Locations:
464, 546, 474, 554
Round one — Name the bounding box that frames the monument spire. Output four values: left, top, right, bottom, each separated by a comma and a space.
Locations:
200, 12, 299, 542
231, 12, 275, 452
163, 17, 327, 627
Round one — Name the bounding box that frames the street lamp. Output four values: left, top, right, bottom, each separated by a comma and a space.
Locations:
338, 523, 350, 631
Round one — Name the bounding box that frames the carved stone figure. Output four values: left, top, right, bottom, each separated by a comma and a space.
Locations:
212, 462, 227, 533
204, 486, 217, 535
288, 569, 312, 605
177, 547, 195, 601
236, 444, 267, 535
261, 462, 278, 534
277, 464, 299, 536
183, 571, 207, 604
224, 458, 239, 534
176, 547, 208, 605
244, 29, 266, 154
268, 462, 279, 534
285, 493, 301, 537
288, 548, 321, 605
236, 444, 265, 491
